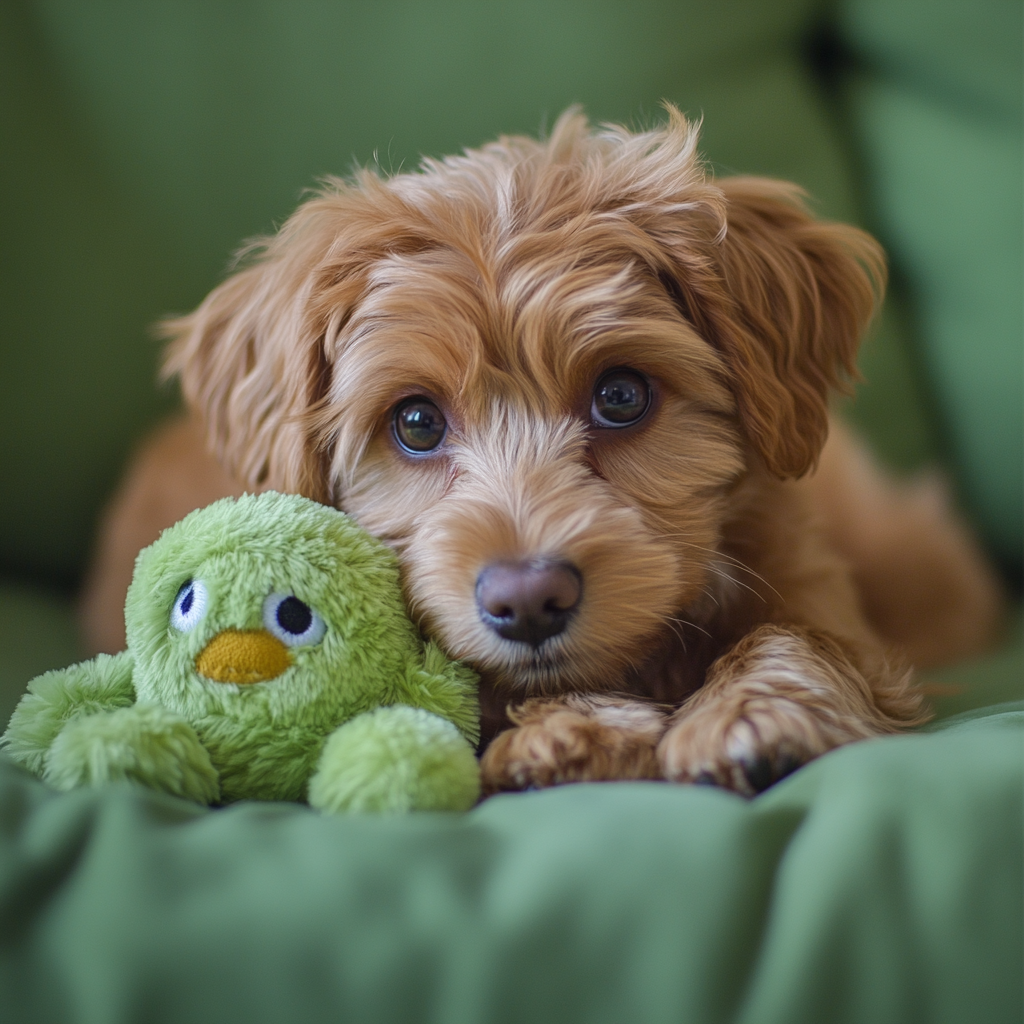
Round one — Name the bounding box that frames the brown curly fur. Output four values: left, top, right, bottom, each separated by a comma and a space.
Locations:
81, 108, 1003, 794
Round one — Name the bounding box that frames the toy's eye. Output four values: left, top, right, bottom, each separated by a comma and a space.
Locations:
171, 579, 208, 632
263, 593, 327, 647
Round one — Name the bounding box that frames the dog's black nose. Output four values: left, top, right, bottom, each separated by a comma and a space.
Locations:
476, 560, 582, 647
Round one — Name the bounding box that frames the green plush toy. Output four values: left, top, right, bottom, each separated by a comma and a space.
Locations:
1, 492, 480, 812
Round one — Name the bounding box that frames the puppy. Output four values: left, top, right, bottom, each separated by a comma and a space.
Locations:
81, 108, 1003, 795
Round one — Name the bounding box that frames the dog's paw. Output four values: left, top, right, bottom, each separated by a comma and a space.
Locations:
659, 624, 901, 796
658, 697, 860, 796
480, 699, 664, 794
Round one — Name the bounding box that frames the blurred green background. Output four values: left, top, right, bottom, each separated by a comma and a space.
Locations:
0, 1, 1020, 701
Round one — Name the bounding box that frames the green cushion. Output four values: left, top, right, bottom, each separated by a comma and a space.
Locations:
1, 707, 1019, 1024
842, 0, 1023, 568
1, 0, 937, 584
1, 584, 1018, 1021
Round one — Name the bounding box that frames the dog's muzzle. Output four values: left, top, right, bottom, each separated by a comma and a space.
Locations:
476, 559, 582, 648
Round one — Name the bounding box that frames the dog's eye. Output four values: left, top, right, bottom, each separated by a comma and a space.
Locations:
393, 397, 447, 453
591, 369, 651, 427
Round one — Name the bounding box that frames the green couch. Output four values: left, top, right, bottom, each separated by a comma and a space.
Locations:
1, 2, 1020, 1021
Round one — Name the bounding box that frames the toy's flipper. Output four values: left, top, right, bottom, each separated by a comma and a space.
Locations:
1, 651, 137, 775
308, 705, 480, 814
44, 703, 220, 805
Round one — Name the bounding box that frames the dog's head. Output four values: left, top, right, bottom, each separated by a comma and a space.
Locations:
163, 108, 883, 695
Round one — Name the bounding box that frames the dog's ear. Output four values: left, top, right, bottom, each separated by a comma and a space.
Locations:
160, 180, 401, 504
162, 172, 435, 502
161, 252, 333, 502
694, 177, 885, 479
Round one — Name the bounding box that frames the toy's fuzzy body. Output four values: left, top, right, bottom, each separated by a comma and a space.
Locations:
2, 493, 481, 812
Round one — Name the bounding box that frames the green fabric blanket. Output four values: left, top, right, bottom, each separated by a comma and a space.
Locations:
2, 705, 1020, 1024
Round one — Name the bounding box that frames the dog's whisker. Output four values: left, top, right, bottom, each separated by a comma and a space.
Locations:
665, 615, 713, 641
701, 563, 773, 605
660, 618, 689, 654
710, 573, 771, 606
655, 534, 783, 599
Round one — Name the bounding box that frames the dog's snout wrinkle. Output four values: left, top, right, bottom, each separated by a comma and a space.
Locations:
476, 559, 582, 648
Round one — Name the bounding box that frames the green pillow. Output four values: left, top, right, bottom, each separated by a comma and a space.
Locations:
842, 0, 1023, 569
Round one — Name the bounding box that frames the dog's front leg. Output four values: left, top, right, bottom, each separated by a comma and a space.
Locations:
480, 694, 668, 794
658, 624, 910, 796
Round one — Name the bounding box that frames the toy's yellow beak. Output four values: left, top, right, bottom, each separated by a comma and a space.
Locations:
195, 629, 291, 684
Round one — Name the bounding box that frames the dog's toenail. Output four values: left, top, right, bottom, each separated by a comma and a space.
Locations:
741, 757, 776, 794
692, 771, 720, 787
742, 753, 804, 794
774, 753, 805, 782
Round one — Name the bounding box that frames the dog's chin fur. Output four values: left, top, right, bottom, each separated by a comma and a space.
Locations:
82, 107, 1004, 791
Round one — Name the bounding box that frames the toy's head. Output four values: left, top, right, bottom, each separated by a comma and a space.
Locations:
125, 492, 433, 797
